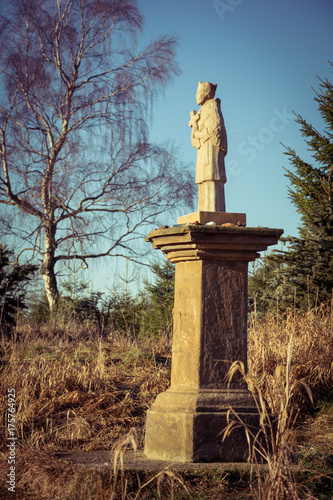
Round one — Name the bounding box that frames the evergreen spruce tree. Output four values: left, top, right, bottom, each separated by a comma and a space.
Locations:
266, 68, 333, 310
0, 244, 37, 326
141, 260, 175, 337
248, 258, 283, 313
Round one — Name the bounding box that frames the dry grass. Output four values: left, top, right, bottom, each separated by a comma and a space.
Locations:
224, 335, 314, 499
0, 323, 171, 454
248, 305, 333, 413
1, 307, 333, 499
0, 437, 188, 500
222, 306, 333, 499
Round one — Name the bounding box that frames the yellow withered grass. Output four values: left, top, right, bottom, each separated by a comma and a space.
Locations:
221, 305, 333, 499
248, 305, 333, 413
0, 306, 332, 498
0, 326, 171, 454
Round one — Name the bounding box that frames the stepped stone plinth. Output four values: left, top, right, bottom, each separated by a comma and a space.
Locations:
144, 224, 283, 462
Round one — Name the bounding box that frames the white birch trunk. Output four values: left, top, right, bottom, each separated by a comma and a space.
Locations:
40, 223, 59, 314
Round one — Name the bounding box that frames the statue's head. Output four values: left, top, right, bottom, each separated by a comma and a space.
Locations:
196, 81, 217, 105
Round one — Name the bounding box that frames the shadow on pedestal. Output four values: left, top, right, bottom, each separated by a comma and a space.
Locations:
145, 388, 261, 462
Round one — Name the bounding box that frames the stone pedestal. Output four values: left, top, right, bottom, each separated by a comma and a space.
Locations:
144, 223, 283, 462
177, 211, 246, 226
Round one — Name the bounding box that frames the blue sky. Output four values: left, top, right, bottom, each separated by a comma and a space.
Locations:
89, 0, 333, 293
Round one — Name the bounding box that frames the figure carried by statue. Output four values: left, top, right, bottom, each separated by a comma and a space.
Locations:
189, 81, 228, 212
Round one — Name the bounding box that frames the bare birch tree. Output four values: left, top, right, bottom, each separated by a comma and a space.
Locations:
0, 0, 193, 313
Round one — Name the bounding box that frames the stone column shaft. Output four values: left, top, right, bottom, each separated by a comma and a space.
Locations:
172, 259, 248, 390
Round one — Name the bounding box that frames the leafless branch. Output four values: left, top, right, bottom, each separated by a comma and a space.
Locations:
0, 0, 192, 312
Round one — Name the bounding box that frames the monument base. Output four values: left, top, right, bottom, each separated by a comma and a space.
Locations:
144, 226, 283, 463
177, 211, 246, 226
144, 388, 259, 462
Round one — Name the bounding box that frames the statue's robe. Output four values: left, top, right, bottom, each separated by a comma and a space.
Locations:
191, 98, 228, 212
193, 98, 227, 184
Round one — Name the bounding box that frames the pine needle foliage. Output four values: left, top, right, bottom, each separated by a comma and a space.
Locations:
141, 260, 175, 337
0, 244, 37, 328
253, 66, 333, 311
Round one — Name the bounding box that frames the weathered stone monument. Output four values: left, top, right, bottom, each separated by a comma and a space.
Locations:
144, 82, 283, 462
189, 81, 227, 213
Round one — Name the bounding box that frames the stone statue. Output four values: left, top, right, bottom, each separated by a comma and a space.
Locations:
189, 81, 227, 213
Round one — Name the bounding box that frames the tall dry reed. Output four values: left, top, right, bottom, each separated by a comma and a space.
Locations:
1, 307, 332, 498
222, 305, 333, 499
0, 322, 171, 453
248, 305, 333, 412
224, 333, 315, 499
